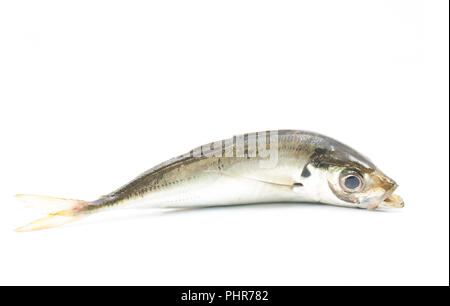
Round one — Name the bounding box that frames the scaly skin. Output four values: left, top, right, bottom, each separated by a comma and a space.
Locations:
84, 130, 401, 211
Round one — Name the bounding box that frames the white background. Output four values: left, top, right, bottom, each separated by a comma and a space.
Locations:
0, 1, 448, 286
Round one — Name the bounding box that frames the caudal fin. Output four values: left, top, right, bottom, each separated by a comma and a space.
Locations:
14, 194, 89, 232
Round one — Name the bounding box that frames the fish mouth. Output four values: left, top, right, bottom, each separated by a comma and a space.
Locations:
381, 193, 404, 208
378, 183, 404, 209
366, 183, 404, 210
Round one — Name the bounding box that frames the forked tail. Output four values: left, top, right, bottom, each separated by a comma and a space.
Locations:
14, 194, 89, 232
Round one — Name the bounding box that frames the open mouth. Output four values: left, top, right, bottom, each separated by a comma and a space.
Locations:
366, 184, 404, 210
379, 183, 404, 208
381, 193, 404, 208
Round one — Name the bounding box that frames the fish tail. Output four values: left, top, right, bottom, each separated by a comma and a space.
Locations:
14, 194, 89, 232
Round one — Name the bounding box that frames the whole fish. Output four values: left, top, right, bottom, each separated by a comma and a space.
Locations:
15, 130, 404, 231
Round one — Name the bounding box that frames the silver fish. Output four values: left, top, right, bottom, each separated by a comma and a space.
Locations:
15, 130, 403, 231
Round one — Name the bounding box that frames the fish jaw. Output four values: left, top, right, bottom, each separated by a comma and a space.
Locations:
380, 193, 404, 208
366, 184, 404, 210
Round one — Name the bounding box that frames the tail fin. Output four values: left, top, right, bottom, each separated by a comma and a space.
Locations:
14, 194, 89, 232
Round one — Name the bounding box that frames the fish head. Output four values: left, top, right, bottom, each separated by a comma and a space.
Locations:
324, 164, 404, 209
307, 142, 404, 210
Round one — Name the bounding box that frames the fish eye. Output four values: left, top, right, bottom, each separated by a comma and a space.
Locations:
339, 172, 364, 192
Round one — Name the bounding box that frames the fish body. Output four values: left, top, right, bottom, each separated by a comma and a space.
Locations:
16, 130, 404, 231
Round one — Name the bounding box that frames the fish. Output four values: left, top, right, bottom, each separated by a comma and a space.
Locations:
15, 130, 404, 232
